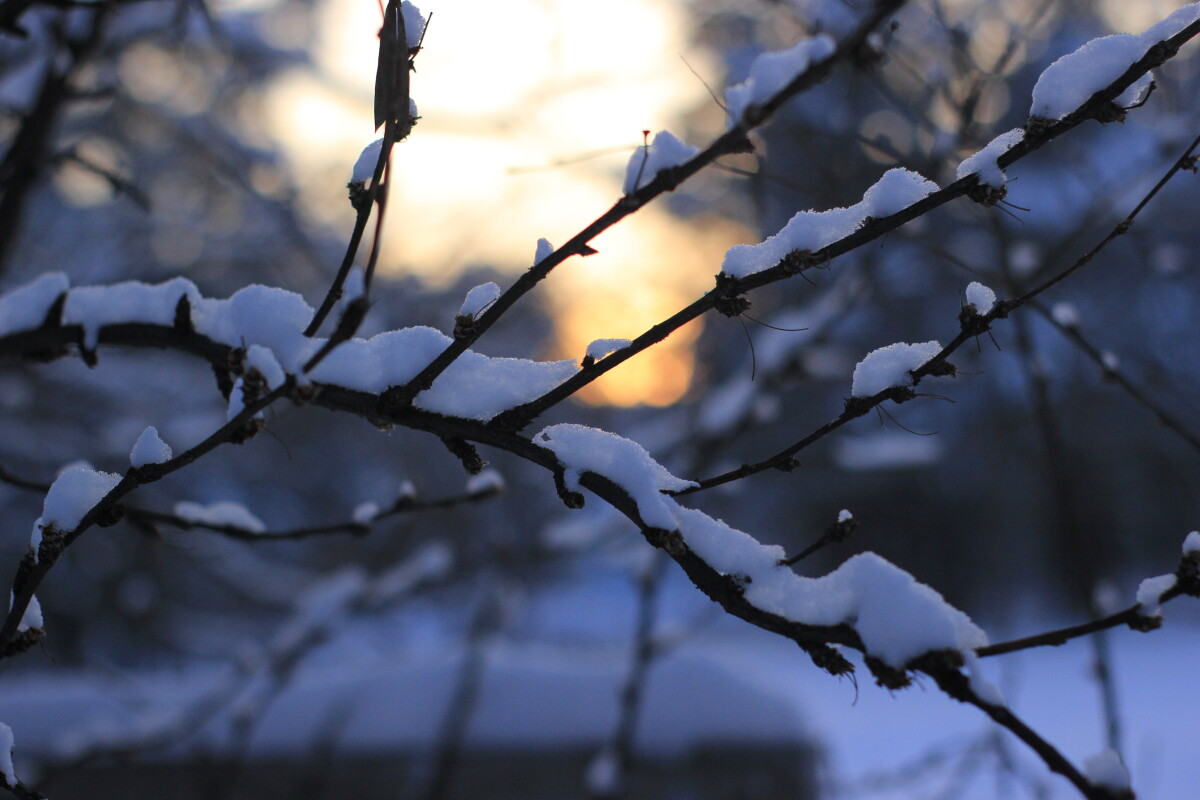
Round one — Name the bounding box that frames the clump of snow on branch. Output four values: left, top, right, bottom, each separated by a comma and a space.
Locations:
0, 278, 582, 424
851, 341, 942, 398
722, 168, 938, 278
1183, 530, 1200, 555
352, 502, 379, 525
673, 505, 988, 666
351, 138, 383, 185
1083, 748, 1131, 793
0, 272, 68, 337
458, 282, 500, 319
129, 426, 172, 468
535, 422, 986, 668
585, 338, 631, 361
1029, 4, 1200, 121
246, 344, 286, 390
536, 424, 697, 530
401, 1, 426, 49
42, 464, 122, 531
308, 325, 578, 421
724, 35, 835, 126
622, 130, 698, 194
174, 501, 266, 533
964, 281, 997, 314
834, 431, 944, 471
8, 593, 41, 632
838, 509, 853, 523
64, 278, 199, 351
1135, 573, 1176, 618
956, 128, 1023, 187
0, 723, 16, 788
467, 469, 505, 494
533, 237, 554, 265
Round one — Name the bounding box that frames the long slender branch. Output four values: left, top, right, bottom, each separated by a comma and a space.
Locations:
675, 129, 1200, 494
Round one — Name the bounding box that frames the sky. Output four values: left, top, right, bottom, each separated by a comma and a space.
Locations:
257, 0, 752, 405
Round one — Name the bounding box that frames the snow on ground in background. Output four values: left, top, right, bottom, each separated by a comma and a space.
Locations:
0, 582, 1195, 800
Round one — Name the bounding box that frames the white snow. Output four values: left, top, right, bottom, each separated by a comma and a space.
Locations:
0, 272, 68, 337
129, 426, 172, 468
534, 238, 554, 266
850, 340, 942, 398
401, 1, 425, 49
964, 281, 997, 314
1051, 302, 1080, 327
725, 35, 836, 126
1083, 748, 1130, 792
585, 745, 622, 795
308, 325, 578, 421
1030, 4, 1200, 121
585, 338, 631, 360
467, 469, 505, 494
1183, 530, 1200, 555
834, 431, 944, 471
722, 168, 938, 278
351, 138, 383, 185
955, 128, 1023, 187
64, 278, 199, 351
1101, 351, 1120, 371
246, 344, 286, 390
226, 377, 249, 421
837, 509, 853, 523
535, 424, 697, 530
1135, 573, 1176, 618
28, 518, 42, 552
458, 282, 501, 319
0, 722, 14, 787
352, 502, 379, 525
42, 465, 122, 531
174, 501, 267, 533
398, 480, 417, 500
673, 506, 988, 667
622, 130, 698, 194
9, 593, 41, 632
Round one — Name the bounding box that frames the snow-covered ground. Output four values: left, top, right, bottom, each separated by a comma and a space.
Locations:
2, 577, 1196, 799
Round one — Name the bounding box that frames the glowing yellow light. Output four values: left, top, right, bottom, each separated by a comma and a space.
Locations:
262, 0, 744, 405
